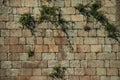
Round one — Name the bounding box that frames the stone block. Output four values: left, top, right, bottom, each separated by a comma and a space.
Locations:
65, 0, 71, 7
71, 0, 82, 7
70, 60, 80, 67
78, 30, 88, 37
42, 53, 55, 60
68, 76, 79, 80
110, 60, 120, 68
0, 7, 12, 14
30, 76, 47, 80
20, 69, 32, 76
86, 53, 96, 59
71, 15, 84, 21
0, 45, 9, 53
0, 53, 7, 60
35, 45, 48, 53
41, 68, 52, 75
80, 76, 90, 80
6, 69, 19, 76
15, 7, 30, 14
8, 53, 20, 61
12, 61, 21, 68
111, 76, 120, 80
103, 45, 112, 52
85, 68, 96, 75
65, 68, 74, 75
20, 53, 28, 61
101, 76, 111, 80
97, 53, 116, 59
1, 61, 12, 68
44, 38, 55, 44
60, 60, 69, 67
5, 37, 18, 45
26, 37, 35, 44
21, 0, 38, 7
91, 45, 102, 53
75, 53, 85, 60
84, 38, 98, 44
0, 14, 9, 21
107, 68, 118, 75
48, 60, 59, 67
49, 45, 58, 52
87, 60, 104, 67
97, 68, 106, 75
0, 22, 5, 29
61, 8, 75, 14
19, 37, 26, 44
10, 30, 22, 37
75, 68, 85, 75
2, 34, 9, 41
10, 45, 23, 53
55, 38, 67, 45
0, 37, 4, 44
33, 69, 41, 76
10, 0, 21, 6
77, 45, 90, 53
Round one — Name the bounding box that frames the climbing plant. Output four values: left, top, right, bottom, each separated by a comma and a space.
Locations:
75, 0, 120, 43
18, 13, 36, 35
49, 65, 66, 80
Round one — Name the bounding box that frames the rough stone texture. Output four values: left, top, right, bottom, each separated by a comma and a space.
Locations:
0, 0, 120, 80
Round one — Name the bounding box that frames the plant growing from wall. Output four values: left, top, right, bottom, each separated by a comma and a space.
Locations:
27, 48, 35, 57
75, 0, 120, 43
19, 13, 36, 35
49, 65, 66, 80
39, 5, 73, 50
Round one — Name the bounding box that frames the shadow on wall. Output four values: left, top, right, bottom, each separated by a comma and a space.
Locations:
116, 0, 120, 30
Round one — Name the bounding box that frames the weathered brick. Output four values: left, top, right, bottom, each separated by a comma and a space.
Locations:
65, 68, 74, 75
0, 53, 7, 60
0, 14, 9, 21
0, 22, 5, 29
33, 69, 41, 76
41, 68, 52, 75
107, 68, 118, 75
44, 38, 55, 44
67, 30, 77, 36
105, 60, 110, 67
104, 0, 116, 7
6, 69, 19, 76
23, 29, 32, 37
53, 30, 65, 37
111, 76, 120, 80
10, 45, 23, 53
10, 30, 22, 37
84, 38, 98, 44
10, 0, 21, 6
35, 45, 48, 52
97, 53, 116, 59
86, 53, 96, 59
30, 76, 47, 80
6, 22, 21, 30
55, 38, 67, 44
0, 45, 9, 52
65, 0, 71, 7
1, 30, 9, 37
85, 68, 96, 75
112, 45, 120, 52
101, 76, 111, 80
21, 61, 39, 68
71, 15, 84, 21
8, 53, 20, 61
5, 37, 18, 44
12, 61, 21, 68
42, 53, 55, 60
110, 60, 120, 68
20, 69, 32, 76
91, 45, 102, 53
19, 37, 25, 44
87, 60, 104, 67
77, 45, 90, 53
49, 45, 58, 52
68, 76, 79, 80
78, 30, 88, 37
71, 0, 82, 7
20, 53, 28, 61
26, 37, 35, 44
36, 37, 43, 44
70, 60, 80, 67
75, 68, 85, 75
75, 53, 85, 60
80, 76, 90, 80
103, 45, 112, 52
35, 53, 41, 60
89, 30, 97, 37
97, 68, 106, 75
38, 61, 48, 68
0, 37, 4, 44
14, 7, 30, 14
48, 60, 59, 67
54, 0, 65, 7
61, 8, 75, 14
97, 29, 105, 37
60, 60, 69, 67
21, 0, 38, 7
1, 61, 12, 68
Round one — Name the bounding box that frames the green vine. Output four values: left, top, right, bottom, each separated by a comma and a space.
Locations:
75, 1, 120, 43
39, 5, 73, 50
49, 65, 66, 80
18, 13, 36, 35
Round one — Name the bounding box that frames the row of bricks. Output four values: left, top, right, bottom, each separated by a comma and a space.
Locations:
0, 44, 119, 53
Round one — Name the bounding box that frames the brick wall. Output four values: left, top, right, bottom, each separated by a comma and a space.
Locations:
0, 0, 120, 80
